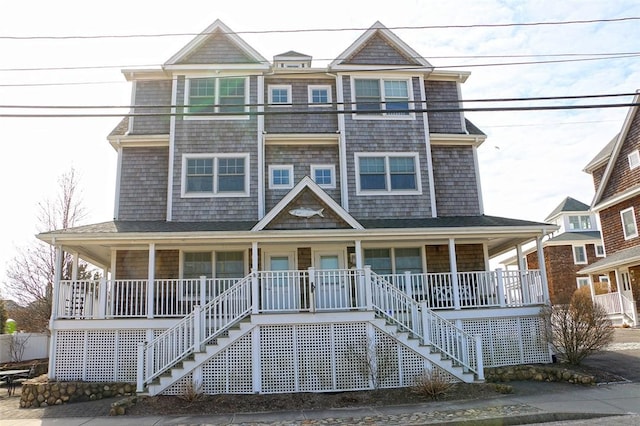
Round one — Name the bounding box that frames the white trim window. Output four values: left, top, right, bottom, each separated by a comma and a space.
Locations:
568, 215, 592, 230
351, 77, 413, 118
182, 153, 249, 197
628, 149, 640, 170
268, 85, 292, 106
621, 207, 638, 239
355, 153, 421, 195
595, 244, 605, 257
576, 277, 590, 289
268, 165, 294, 189
308, 85, 331, 106
185, 76, 248, 117
572, 245, 587, 264
310, 164, 335, 188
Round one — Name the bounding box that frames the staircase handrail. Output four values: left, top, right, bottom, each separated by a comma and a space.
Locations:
369, 271, 482, 378
620, 292, 638, 326
139, 273, 253, 387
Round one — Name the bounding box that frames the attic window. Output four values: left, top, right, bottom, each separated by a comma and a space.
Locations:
629, 150, 640, 170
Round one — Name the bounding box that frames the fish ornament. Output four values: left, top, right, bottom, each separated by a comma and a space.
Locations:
289, 207, 324, 218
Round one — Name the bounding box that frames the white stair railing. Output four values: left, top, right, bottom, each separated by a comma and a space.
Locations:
137, 273, 253, 391
369, 271, 483, 380
620, 293, 638, 326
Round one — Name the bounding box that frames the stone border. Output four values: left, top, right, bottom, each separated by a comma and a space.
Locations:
485, 365, 596, 385
20, 381, 135, 408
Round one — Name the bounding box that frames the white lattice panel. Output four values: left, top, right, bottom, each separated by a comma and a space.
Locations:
400, 346, 430, 387
163, 372, 194, 395
297, 324, 333, 392
333, 323, 370, 390
373, 330, 400, 389
200, 333, 253, 394
55, 331, 86, 380
117, 330, 147, 382
519, 317, 552, 364
86, 331, 116, 381
260, 325, 296, 393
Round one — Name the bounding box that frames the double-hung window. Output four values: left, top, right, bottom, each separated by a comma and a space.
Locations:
363, 247, 422, 275
573, 245, 587, 264
269, 85, 291, 106
183, 154, 249, 197
186, 76, 247, 116
356, 153, 420, 194
621, 207, 638, 239
352, 78, 411, 116
183, 252, 212, 279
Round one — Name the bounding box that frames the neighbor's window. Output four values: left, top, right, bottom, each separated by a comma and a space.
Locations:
576, 277, 590, 289
621, 207, 638, 239
356, 153, 420, 194
629, 150, 640, 170
353, 78, 411, 116
186, 76, 247, 115
595, 244, 605, 257
269, 85, 291, 105
269, 165, 294, 189
183, 252, 212, 279
183, 154, 249, 197
308, 85, 331, 106
310, 165, 335, 188
573, 245, 587, 264
568, 215, 592, 230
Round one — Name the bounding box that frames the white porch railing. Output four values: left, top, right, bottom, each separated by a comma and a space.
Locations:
137, 274, 253, 389
54, 269, 545, 320
594, 292, 622, 314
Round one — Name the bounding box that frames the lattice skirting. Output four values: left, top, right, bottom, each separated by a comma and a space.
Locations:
51, 315, 550, 395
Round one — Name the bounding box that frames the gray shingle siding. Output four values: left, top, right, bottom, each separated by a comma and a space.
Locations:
431, 146, 481, 216
131, 80, 172, 135
425, 81, 464, 134
342, 76, 433, 219
265, 77, 338, 133
343, 34, 416, 65
264, 145, 340, 211
178, 30, 258, 64
170, 76, 259, 221
118, 147, 169, 220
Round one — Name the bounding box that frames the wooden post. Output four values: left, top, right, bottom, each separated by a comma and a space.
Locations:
193, 305, 202, 352
496, 268, 506, 307
308, 267, 316, 313
136, 342, 145, 392
364, 266, 373, 310
147, 243, 155, 319
199, 275, 207, 308
98, 277, 107, 319
448, 239, 460, 310
475, 335, 484, 381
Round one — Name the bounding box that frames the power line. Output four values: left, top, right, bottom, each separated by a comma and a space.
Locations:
1, 102, 638, 118
2, 17, 638, 40
1, 91, 636, 110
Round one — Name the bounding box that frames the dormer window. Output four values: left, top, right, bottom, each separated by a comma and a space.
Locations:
352, 77, 412, 118
185, 76, 248, 118
568, 215, 592, 230
629, 150, 640, 170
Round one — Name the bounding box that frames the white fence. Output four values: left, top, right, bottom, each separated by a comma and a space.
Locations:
0, 333, 50, 363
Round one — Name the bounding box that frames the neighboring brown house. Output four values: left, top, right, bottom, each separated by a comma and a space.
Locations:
579, 91, 640, 326
502, 196, 605, 304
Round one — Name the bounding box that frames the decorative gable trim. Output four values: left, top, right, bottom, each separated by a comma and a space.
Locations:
164, 19, 269, 68
252, 176, 364, 231
329, 21, 432, 71
592, 91, 640, 207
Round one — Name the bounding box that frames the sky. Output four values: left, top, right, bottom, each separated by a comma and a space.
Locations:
1, 0, 639, 286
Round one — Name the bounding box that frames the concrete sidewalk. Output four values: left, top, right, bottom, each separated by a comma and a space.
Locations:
0, 380, 639, 425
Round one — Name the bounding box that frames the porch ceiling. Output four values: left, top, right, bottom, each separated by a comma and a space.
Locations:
37, 215, 556, 269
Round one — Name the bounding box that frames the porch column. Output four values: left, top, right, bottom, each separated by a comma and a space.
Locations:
147, 243, 155, 319
516, 244, 530, 303
354, 240, 363, 269
355, 240, 366, 307
72, 252, 79, 281
448, 238, 460, 310
252, 242, 259, 314
47, 243, 63, 379
614, 269, 625, 314
536, 236, 550, 303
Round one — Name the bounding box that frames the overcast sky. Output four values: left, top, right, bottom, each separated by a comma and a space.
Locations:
1, 0, 639, 286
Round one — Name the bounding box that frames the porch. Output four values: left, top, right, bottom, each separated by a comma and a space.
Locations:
53, 268, 546, 320
594, 291, 639, 326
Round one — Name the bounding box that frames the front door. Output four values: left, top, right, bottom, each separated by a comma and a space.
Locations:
314, 251, 349, 310
263, 252, 298, 311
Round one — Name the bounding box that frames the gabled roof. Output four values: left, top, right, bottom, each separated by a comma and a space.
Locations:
544, 196, 590, 222
579, 244, 640, 274
164, 19, 268, 67
589, 91, 640, 207
252, 176, 364, 231
329, 21, 432, 70
274, 51, 311, 59
583, 135, 617, 173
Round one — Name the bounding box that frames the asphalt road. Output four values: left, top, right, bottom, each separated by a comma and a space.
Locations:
581, 327, 640, 382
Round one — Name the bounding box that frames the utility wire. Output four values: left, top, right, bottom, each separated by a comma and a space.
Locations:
1, 16, 638, 40
1, 92, 636, 110
1, 102, 639, 118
